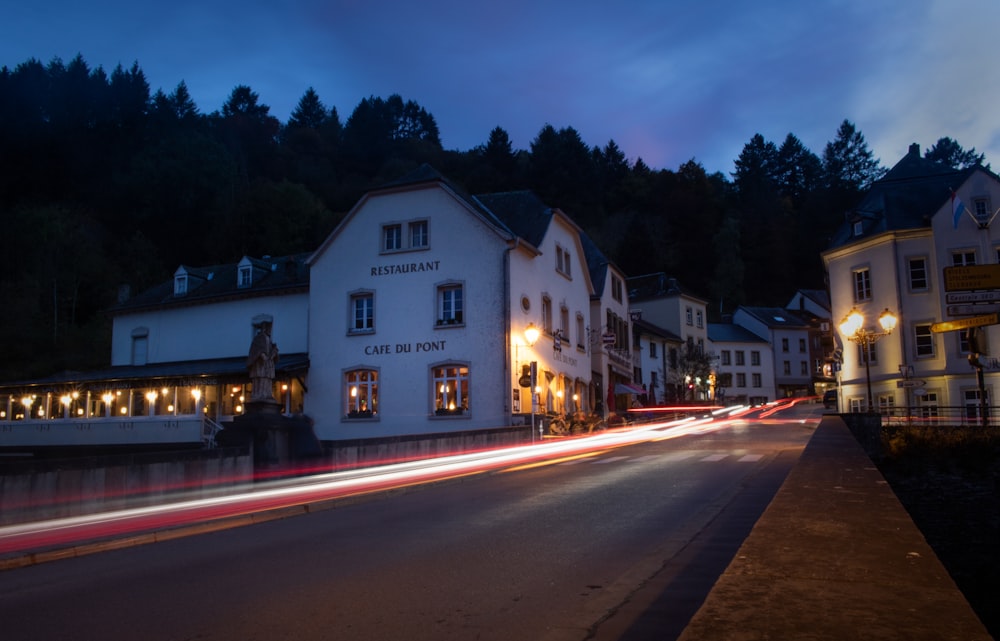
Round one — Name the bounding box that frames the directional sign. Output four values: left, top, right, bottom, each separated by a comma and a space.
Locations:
930, 313, 999, 333
944, 265, 1000, 292
947, 303, 1000, 317
897, 380, 927, 388
946, 290, 1000, 304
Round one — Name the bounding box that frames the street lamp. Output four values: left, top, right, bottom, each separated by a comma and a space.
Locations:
838, 307, 898, 412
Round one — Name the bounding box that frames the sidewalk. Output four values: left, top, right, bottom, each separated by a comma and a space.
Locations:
677, 416, 992, 640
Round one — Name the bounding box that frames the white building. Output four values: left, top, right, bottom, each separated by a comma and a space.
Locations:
1, 165, 641, 451
707, 322, 775, 405
733, 306, 813, 398
822, 143, 1000, 415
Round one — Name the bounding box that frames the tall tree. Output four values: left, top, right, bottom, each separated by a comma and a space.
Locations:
822, 119, 883, 193
925, 137, 988, 170
774, 133, 822, 201
215, 84, 281, 181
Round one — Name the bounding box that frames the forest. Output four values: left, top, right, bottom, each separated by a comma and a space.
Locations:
0, 54, 989, 381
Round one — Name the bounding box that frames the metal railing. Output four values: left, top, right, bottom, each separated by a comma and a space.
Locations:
863, 406, 1000, 429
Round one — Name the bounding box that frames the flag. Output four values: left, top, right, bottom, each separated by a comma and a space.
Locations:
952, 192, 966, 229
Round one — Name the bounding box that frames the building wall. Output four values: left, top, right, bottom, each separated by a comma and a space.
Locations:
824, 167, 1000, 410
307, 184, 513, 440
110, 293, 309, 365
713, 339, 776, 403
509, 214, 595, 417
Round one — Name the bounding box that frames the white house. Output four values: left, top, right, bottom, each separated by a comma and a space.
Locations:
733, 306, 813, 398
306, 167, 597, 439
707, 322, 775, 405
822, 143, 1000, 415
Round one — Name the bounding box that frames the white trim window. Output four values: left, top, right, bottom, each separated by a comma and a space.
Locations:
914, 323, 935, 358
433, 364, 469, 416
383, 224, 403, 252
350, 291, 375, 333
409, 220, 429, 248
345, 369, 378, 418
437, 282, 464, 326
908, 257, 928, 292
853, 268, 871, 302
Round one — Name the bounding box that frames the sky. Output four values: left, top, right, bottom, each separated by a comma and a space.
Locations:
3, 0, 999, 175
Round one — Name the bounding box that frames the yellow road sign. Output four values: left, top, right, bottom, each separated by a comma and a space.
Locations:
930, 313, 999, 333
944, 265, 1000, 292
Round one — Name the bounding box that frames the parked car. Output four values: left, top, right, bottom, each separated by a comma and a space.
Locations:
823, 389, 837, 409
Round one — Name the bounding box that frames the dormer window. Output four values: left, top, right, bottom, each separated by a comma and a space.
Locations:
853, 220, 863, 237
173, 268, 188, 296
237, 257, 254, 288
239, 266, 252, 288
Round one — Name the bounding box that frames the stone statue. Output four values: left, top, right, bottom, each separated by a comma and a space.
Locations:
247, 316, 279, 403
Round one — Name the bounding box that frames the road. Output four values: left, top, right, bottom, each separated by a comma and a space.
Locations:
0, 409, 818, 641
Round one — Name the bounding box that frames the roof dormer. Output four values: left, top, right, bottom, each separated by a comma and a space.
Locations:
237, 256, 254, 289
173, 266, 189, 296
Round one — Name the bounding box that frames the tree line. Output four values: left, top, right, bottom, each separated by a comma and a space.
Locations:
0, 54, 988, 380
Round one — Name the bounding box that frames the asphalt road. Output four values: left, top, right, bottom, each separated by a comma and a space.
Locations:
0, 415, 816, 641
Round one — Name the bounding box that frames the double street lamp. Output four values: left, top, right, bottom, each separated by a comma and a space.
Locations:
838, 307, 898, 412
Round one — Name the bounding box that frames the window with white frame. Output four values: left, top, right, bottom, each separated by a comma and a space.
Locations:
409, 220, 429, 248
973, 197, 992, 226
437, 283, 463, 326
857, 341, 878, 364
908, 257, 928, 291
751, 350, 760, 366
350, 291, 375, 333
345, 369, 378, 418
685, 307, 693, 325
914, 324, 934, 357
556, 245, 572, 278
174, 272, 188, 296
736, 372, 746, 387
735, 351, 745, 366
238, 265, 252, 288
576, 313, 585, 350
952, 250, 976, 266
542, 296, 552, 333
611, 275, 623, 302
721, 350, 731, 365
752, 373, 762, 388
433, 364, 469, 415
878, 394, 895, 416
853, 268, 872, 302
383, 224, 403, 252
560, 306, 569, 339
696, 310, 703, 328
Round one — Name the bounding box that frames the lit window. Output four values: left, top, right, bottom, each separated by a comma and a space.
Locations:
433, 364, 469, 415
345, 369, 378, 418
350, 292, 374, 333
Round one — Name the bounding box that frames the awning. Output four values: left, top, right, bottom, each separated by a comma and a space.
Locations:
615, 382, 647, 395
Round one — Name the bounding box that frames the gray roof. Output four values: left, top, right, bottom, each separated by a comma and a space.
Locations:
626, 272, 708, 304
633, 317, 683, 342
828, 143, 984, 250
110, 253, 311, 315
708, 323, 767, 343
738, 306, 810, 329
472, 191, 551, 249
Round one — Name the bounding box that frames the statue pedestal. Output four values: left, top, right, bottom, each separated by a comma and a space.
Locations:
218, 400, 323, 475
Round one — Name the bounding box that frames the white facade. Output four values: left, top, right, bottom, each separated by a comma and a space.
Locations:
823, 145, 1000, 413
708, 324, 776, 404
733, 307, 812, 397
306, 174, 600, 440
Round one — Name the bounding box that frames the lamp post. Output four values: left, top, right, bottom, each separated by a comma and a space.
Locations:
838, 307, 897, 412
522, 323, 540, 441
